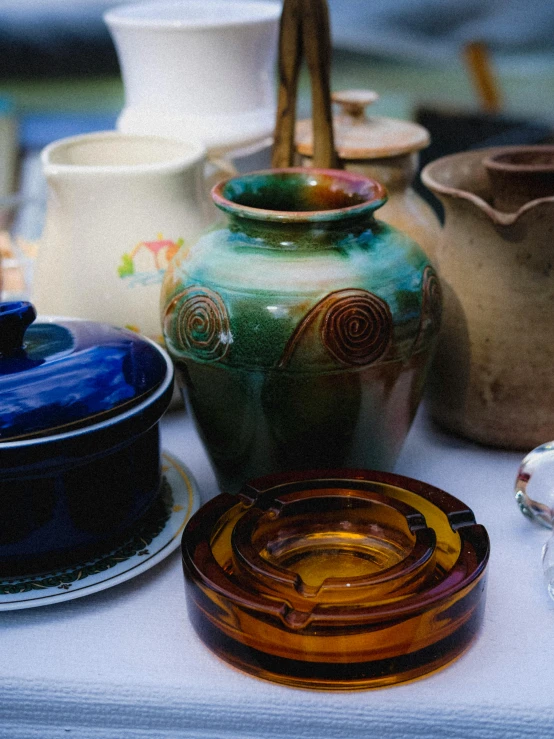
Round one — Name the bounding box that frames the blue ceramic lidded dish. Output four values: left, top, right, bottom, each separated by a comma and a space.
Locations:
0, 302, 174, 575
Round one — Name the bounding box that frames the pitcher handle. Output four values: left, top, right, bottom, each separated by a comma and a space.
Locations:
271, 0, 340, 170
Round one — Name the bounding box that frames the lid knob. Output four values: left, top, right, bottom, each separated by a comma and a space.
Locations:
332, 90, 379, 120
0, 301, 37, 355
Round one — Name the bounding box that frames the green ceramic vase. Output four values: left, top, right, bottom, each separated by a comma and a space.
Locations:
161, 168, 441, 493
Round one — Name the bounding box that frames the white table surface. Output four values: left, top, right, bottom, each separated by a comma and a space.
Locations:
1, 405, 553, 739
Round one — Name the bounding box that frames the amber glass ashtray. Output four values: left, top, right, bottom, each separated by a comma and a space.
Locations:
182, 469, 490, 690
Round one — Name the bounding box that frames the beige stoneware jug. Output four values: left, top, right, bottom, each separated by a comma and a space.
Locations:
421, 145, 554, 449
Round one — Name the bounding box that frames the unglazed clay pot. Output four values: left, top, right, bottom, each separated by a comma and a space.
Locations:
161, 169, 440, 493
421, 146, 554, 449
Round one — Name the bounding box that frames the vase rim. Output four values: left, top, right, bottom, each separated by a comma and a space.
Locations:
211, 168, 388, 223
41, 131, 206, 176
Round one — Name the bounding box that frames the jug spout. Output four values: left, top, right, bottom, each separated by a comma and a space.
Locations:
483, 145, 554, 212
422, 146, 554, 228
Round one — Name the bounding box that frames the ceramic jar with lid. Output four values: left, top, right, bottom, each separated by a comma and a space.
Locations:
161, 168, 441, 494
0, 301, 174, 575
295, 90, 441, 261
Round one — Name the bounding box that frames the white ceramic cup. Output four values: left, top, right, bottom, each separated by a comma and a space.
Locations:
33, 131, 210, 341
104, 0, 281, 156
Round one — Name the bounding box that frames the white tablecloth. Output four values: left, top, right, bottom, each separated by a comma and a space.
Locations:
1, 406, 553, 739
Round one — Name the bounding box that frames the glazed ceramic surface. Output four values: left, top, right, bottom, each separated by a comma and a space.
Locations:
162, 169, 441, 493
33, 131, 210, 342
0, 452, 199, 610
105, 0, 281, 156
296, 90, 441, 261
0, 301, 174, 575
421, 146, 554, 449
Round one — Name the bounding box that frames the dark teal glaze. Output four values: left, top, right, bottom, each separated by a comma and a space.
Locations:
162, 169, 441, 493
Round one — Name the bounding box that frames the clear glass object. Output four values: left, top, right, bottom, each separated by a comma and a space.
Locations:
515, 442, 554, 599
182, 468, 490, 690
515, 441, 554, 527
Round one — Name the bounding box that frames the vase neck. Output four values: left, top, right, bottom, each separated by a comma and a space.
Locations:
226, 209, 376, 249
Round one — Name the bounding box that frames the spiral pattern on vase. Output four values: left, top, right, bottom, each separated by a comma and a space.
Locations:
413, 265, 442, 352
321, 289, 393, 366
421, 266, 442, 325
166, 286, 231, 362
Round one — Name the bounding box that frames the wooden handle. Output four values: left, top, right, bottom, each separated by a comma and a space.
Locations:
272, 0, 303, 168
272, 0, 340, 169
301, 0, 339, 169
463, 41, 502, 114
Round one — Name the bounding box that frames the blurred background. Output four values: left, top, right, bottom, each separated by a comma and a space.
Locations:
1, 0, 553, 208
2, 0, 554, 106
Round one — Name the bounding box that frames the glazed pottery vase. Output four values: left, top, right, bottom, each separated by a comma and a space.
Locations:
421, 146, 554, 449
162, 169, 441, 493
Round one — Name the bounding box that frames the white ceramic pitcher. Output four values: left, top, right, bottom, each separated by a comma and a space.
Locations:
104, 0, 281, 157
33, 131, 210, 341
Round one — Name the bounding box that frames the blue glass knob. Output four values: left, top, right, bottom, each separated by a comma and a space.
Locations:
0, 301, 37, 355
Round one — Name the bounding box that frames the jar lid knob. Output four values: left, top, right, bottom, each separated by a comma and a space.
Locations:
332, 90, 379, 120
0, 301, 36, 355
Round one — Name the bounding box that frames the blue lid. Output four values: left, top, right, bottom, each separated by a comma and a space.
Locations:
0, 302, 168, 442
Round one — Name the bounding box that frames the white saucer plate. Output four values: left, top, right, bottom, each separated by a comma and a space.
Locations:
0, 451, 200, 611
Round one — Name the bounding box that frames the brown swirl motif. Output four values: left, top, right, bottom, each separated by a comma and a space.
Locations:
164, 286, 231, 362
321, 289, 393, 366
413, 266, 442, 352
